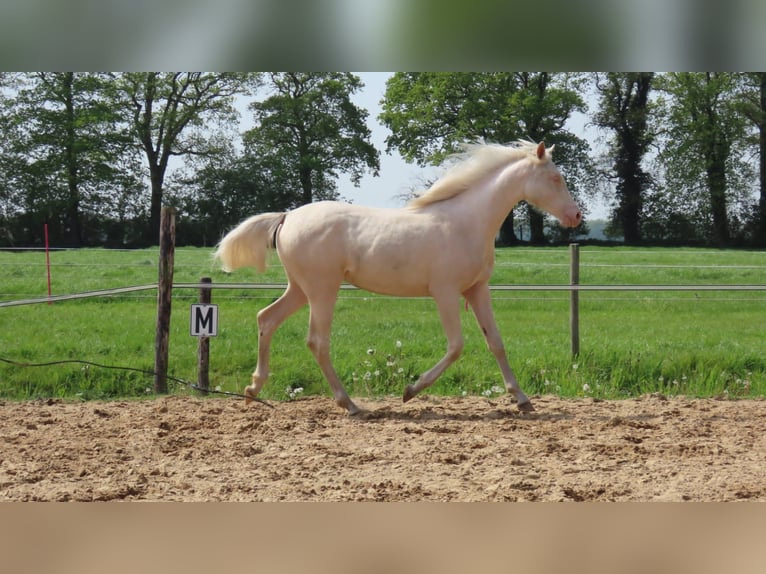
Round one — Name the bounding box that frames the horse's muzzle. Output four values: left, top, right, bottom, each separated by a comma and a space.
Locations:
561, 208, 582, 228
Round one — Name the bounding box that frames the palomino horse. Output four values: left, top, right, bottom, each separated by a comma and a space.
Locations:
215, 140, 582, 415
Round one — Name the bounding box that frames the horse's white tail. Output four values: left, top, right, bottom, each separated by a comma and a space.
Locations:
214, 212, 286, 273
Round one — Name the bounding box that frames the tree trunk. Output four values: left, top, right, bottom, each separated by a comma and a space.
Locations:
149, 166, 164, 243
619, 75, 652, 244
596, 73, 653, 244
704, 93, 730, 246
617, 157, 643, 244
527, 206, 546, 244
497, 212, 518, 246
758, 73, 766, 246
707, 147, 730, 245
523, 72, 550, 245
63, 72, 82, 246
299, 166, 313, 205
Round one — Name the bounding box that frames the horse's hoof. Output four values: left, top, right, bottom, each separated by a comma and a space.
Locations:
403, 385, 416, 403
337, 397, 362, 416
243, 386, 257, 405
517, 400, 535, 413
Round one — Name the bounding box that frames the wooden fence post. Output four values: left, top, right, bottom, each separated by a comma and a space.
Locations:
154, 207, 175, 393
570, 243, 580, 357
197, 277, 212, 393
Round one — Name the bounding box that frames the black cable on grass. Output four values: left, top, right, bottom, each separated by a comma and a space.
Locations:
0, 356, 274, 408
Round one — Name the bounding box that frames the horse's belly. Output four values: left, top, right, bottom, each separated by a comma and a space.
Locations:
343, 248, 480, 298
344, 266, 431, 297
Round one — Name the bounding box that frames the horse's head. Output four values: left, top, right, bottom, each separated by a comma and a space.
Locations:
523, 142, 582, 228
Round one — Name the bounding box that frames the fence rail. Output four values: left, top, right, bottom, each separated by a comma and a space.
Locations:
0, 284, 157, 307
3, 281, 766, 309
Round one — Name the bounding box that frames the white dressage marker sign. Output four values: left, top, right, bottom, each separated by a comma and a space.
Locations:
190, 304, 218, 337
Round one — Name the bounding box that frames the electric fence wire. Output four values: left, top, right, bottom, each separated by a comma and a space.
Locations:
0, 355, 274, 408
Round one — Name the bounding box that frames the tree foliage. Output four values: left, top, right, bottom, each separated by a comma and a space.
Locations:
115, 72, 259, 242
735, 72, 766, 246
655, 73, 753, 245
0, 73, 141, 246
243, 73, 380, 207
2, 72, 766, 248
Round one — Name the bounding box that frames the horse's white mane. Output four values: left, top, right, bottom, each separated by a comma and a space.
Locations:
408, 140, 546, 209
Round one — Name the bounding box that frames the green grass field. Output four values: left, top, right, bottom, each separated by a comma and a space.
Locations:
1, 245, 765, 402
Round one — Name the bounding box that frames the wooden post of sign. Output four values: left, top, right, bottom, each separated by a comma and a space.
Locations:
570, 243, 580, 358
154, 207, 175, 394
197, 277, 212, 393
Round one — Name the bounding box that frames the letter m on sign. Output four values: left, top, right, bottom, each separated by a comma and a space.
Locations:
190, 304, 218, 337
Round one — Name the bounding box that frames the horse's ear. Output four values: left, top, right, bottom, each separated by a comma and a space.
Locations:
536, 141, 546, 160
547, 144, 555, 156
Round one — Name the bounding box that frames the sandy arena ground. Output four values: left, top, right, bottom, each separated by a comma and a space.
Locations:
1, 393, 764, 501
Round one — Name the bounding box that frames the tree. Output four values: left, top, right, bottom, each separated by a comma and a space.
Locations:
657, 73, 752, 245
737, 72, 766, 246
593, 73, 655, 244
0, 73, 140, 246
380, 72, 590, 245
243, 73, 380, 208
116, 73, 259, 242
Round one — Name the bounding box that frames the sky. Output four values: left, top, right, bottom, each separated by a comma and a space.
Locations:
334, 72, 440, 210
331, 72, 608, 218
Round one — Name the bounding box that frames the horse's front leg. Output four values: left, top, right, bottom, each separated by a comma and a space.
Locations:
403, 291, 464, 403
464, 283, 534, 412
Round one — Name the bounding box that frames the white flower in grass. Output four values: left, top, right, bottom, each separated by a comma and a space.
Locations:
367, 348, 375, 356
582, 383, 591, 393
395, 340, 402, 349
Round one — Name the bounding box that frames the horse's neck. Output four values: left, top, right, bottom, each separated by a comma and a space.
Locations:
462, 161, 527, 239
416, 160, 527, 245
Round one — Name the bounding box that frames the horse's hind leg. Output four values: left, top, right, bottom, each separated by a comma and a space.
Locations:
245, 282, 307, 404
464, 283, 533, 412
306, 293, 360, 415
